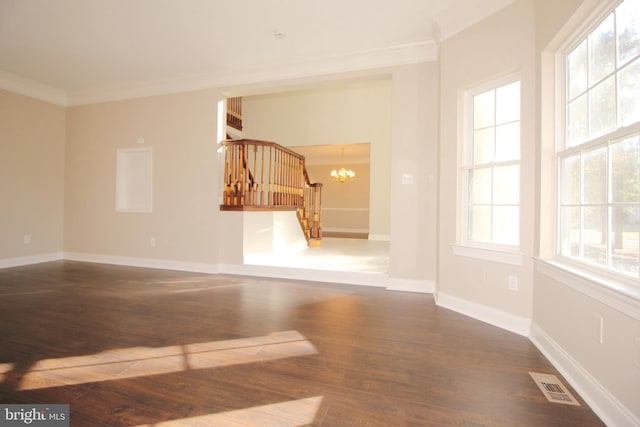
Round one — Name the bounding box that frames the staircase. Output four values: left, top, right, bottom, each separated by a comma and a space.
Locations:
220, 139, 323, 247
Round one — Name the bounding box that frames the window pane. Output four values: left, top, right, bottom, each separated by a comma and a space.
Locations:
495, 122, 520, 162
493, 206, 519, 246
560, 0, 640, 278
568, 40, 588, 100
469, 205, 491, 243
496, 81, 520, 124
493, 165, 519, 204
466, 79, 520, 248
589, 14, 615, 85
616, 0, 640, 66
474, 90, 495, 129
567, 93, 588, 147
560, 206, 580, 257
612, 205, 640, 276
583, 146, 607, 204
589, 75, 616, 139
470, 168, 492, 204
473, 128, 494, 164
611, 135, 640, 203
561, 155, 581, 204
618, 58, 640, 127
583, 206, 607, 266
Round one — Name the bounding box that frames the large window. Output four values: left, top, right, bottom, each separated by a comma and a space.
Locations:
464, 77, 521, 248
558, 0, 640, 278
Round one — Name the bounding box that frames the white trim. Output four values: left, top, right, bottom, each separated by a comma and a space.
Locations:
436, 291, 531, 336
459, 73, 523, 248
534, 258, 640, 321
116, 147, 153, 213
62, 253, 390, 288
0, 70, 67, 106
368, 234, 390, 241
530, 322, 639, 427
0, 252, 63, 269
65, 41, 437, 106
2, 41, 436, 107
386, 278, 434, 294
322, 207, 370, 212
63, 252, 220, 275
322, 227, 369, 234
555, 0, 622, 55
219, 263, 389, 288
450, 243, 525, 266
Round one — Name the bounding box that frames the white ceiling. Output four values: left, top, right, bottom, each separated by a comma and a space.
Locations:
0, 0, 514, 105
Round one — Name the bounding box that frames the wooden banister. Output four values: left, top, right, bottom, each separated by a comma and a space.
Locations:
226, 97, 243, 131
220, 139, 322, 246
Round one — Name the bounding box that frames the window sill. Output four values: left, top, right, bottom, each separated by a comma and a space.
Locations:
534, 258, 640, 321
450, 243, 524, 266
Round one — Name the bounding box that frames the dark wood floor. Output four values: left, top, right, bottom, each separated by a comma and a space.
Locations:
0, 261, 605, 426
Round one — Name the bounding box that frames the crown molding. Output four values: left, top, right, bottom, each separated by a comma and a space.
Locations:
1, 40, 437, 107
0, 70, 67, 106
65, 40, 438, 106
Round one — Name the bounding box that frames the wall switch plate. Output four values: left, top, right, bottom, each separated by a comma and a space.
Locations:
149, 237, 157, 247
401, 173, 414, 185
508, 275, 518, 291
23, 235, 31, 244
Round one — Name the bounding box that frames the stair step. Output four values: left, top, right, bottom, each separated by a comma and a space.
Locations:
308, 239, 322, 248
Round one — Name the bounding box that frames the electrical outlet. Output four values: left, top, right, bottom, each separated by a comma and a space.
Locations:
149, 237, 157, 247
23, 235, 31, 245
508, 275, 518, 291
591, 314, 603, 344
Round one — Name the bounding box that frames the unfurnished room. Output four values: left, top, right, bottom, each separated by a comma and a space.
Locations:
0, 0, 638, 426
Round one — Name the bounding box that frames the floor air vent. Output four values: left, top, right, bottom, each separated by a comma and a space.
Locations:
529, 372, 580, 406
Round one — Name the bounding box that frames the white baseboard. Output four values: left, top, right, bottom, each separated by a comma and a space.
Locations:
63, 252, 220, 275
322, 227, 369, 234
0, 252, 63, 269
4, 250, 390, 288
530, 322, 638, 427
386, 278, 434, 293
219, 263, 389, 288
435, 292, 531, 337
368, 234, 390, 241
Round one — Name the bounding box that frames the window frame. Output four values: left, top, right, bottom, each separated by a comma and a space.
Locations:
554, 0, 640, 283
458, 73, 523, 257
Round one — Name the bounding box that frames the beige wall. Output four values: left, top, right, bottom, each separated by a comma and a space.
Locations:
532, 269, 640, 423
0, 90, 65, 261
532, 0, 640, 424
390, 63, 439, 283
3, 1, 636, 421
307, 162, 370, 234
242, 78, 391, 239
438, 0, 536, 321
65, 90, 222, 264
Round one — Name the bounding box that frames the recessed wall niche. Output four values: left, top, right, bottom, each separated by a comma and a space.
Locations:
115, 147, 153, 213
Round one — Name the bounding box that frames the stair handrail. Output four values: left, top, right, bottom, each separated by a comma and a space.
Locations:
226, 97, 243, 131
220, 139, 322, 243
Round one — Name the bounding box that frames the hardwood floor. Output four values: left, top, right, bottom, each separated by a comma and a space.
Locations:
0, 261, 605, 426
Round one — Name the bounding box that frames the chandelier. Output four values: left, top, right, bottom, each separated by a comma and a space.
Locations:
330, 147, 355, 182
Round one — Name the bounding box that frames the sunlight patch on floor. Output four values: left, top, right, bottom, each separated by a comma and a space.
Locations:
0, 363, 13, 383
244, 237, 389, 273
133, 396, 324, 427
18, 331, 317, 391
